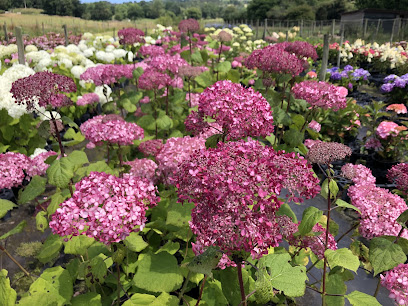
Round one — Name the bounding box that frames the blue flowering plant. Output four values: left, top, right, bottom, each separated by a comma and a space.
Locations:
326, 65, 370, 91
381, 74, 408, 102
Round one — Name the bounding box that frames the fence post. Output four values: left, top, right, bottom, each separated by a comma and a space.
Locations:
285, 30, 289, 41
363, 18, 368, 39
319, 34, 329, 81
374, 19, 381, 42
3, 22, 8, 43
62, 24, 68, 46
390, 18, 396, 44
263, 18, 267, 39
331, 19, 335, 38
256, 19, 259, 39
337, 25, 344, 67
15, 27, 25, 65
312, 21, 315, 35
397, 17, 401, 40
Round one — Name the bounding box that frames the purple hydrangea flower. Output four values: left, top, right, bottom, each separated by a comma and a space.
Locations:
343, 65, 354, 72
381, 83, 395, 93
384, 74, 398, 83
393, 77, 407, 88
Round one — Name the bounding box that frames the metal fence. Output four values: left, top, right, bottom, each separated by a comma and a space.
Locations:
224, 18, 408, 43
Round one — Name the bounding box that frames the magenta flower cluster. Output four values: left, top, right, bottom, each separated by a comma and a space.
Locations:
388, 163, 408, 194
343, 163, 408, 239
145, 53, 189, 76
138, 69, 172, 90
155, 136, 206, 184
139, 45, 166, 58
173, 139, 320, 258
381, 263, 408, 305
80, 64, 137, 86
245, 45, 304, 77
80, 115, 144, 147
124, 158, 158, 183
178, 19, 200, 33
185, 80, 274, 140
49, 171, 159, 244
276, 41, 318, 61
118, 27, 145, 45
11, 71, 76, 110
292, 81, 348, 111
138, 139, 164, 157
76, 93, 100, 106
27, 151, 58, 177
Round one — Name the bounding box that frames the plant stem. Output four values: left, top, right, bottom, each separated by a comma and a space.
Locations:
195, 275, 207, 306
374, 277, 381, 297
117, 144, 124, 177
116, 264, 121, 305
322, 174, 332, 306
236, 261, 247, 306
178, 271, 191, 303
0, 245, 30, 277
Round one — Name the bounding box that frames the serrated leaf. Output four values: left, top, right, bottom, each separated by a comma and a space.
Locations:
186, 246, 222, 276
71, 292, 101, 306
61, 116, 79, 129
205, 134, 223, 149
298, 207, 323, 236
47, 189, 71, 215
123, 293, 156, 306
47, 157, 74, 188
346, 291, 381, 306
216, 267, 255, 305
321, 179, 338, 199
36, 211, 48, 232
195, 71, 214, 88
132, 252, 183, 292
64, 236, 95, 255
137, 115, 156, 131
325, 248, 360, 272
325, 273, 346, 306
0, 199, 16, 218
271, 107, 292, 126
226, 69, 240, 83
122, 98, 137, 113
18, 267, 73, 306
397, 210, 408, 229
0, 269, 17, 306
37, 234, 63, 263
67, 150, 89, 166
124, 232, 148, 252
370, 237, 407, 275
18, 176, 46, 204
215, 61, 231, 73
63, 128, 85, 146
155, 241, 180, 255
260, 253, 307, 297
201, 279, 228, 306
335, 199, 361, 214
150, 292, 179, 306
156, 115, 173, 130
0, 220, 26, 240
283, 128, 304, 147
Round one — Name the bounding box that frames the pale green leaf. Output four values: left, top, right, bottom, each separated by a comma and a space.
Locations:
325, 248, 360, 272
346, 291, 381, 306
0, 199, 16, 218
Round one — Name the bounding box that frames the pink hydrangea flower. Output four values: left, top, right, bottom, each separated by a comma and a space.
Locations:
49, 171, 159, 244
156, 136, 206, 184
365, 137, 382, 149
387, 104, 408, 114
0, 152, 31, 189
291, 81, 347, 111
139, 45, 166, 58
381, 264, 408, 305
138, 139, 164, 157
11, 71, 76, 110
306, 141, 352, 164
278, 41, 318, 61
139, 96, 150, 104
341, 163, 376, 186
178, 19, 200, 33
76, 93, 100, 106
80, 64, 136, 86
27, 151, 57, 177
376, 121, 407, 139
80, 115, 144, 146
308, 120, 321, 132
185, 80, 274, 140
124, 158, 158, 183
388, 163, 408, 194
118, 27, 145, 45
173, 139, 320, 258
138, 69, 172, 90
145, 53, 188, 75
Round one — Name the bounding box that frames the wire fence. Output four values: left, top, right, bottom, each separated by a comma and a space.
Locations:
224, 18, 408, 44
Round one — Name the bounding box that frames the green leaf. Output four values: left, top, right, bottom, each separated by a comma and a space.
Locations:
71, 293, 101, 305
186, 246, 222, 276
18, 267, 73, 306
0, 199, 16, 218
150, 292, 179, 306
67, 150, 89, 166
370, 237, 407, 275
260, 253, 307, 297
205, 134, 223, 149
133, 67, 144, 79
226, 69, 240, 83
216, 267, 255, 305
271, 107, 292, 126
215, 61, 231, 73
325, 273, 346, 306
254, 267, 276, 304
36, 211, 48, 233
37, 234, 63, 263
291, 114, 306, 129
298, 207, 323, 236
195, 71, 214, 88
0, 269, 17, 306
0, 220, 26, 240
156, 115, 173, 130
47, 189, 71, 215
18, 176, 46, 204
155, 241, 180, 255
321, 179, 339, 199
88, 256, 108, 284
346, 291, 381, 306
335, 199, 361, 214
325, 248, 360, 272
201, 279, 228, 306
64, 236, 95, 255
63, 128, 85, 146
132, 252, 183, 292
397, 210, 408, 229
283, 128, 304, 147
124, 232, 148, 252
121, 98, 137, 113
137, 115, 156, 131
166, 201, 194, 229
61, 116, 79, 129
123, 293, 156, 306
191, 51, 203, 63
47, 157, 75, 188
276, 203, 298, 223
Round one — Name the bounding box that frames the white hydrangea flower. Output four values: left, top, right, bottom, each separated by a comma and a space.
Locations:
39, 111, 61, 121
25, 45, 38, 52
95, 51, 115, 63
30, 148, 48, 159
95, 85, 113, 105
0, 44, 18, 59
113, 49, 127, 59
71, 65, 86, 79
